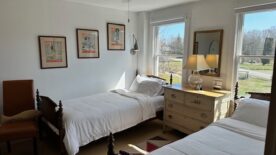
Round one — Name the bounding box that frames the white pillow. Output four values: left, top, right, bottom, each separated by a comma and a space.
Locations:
129, 75, 165, 96
136, 80, 163, 96
231, 98, 270, 128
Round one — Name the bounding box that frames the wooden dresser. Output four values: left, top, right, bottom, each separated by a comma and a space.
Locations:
164, 85, 231, 134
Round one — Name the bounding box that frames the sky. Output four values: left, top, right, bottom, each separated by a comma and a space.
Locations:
244, 10, 276, 32
159, 22, 185, 40
158, 10, 276, 40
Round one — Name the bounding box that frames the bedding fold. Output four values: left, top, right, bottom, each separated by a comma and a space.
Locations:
212, 118, 266, 141
149, 118, 266, 155
62, 90, 156, 155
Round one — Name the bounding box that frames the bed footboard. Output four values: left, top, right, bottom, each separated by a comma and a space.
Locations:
36, 90, 67, 155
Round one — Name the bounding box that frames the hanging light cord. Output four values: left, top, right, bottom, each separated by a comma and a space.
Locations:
128, 0, 130, 23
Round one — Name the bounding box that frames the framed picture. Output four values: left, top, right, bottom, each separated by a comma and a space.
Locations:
76, 29, 100, 58
38, 36, 68, 69
107, 23, 125, 50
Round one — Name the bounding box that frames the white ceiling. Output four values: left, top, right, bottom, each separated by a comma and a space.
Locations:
64, 0, 199, 12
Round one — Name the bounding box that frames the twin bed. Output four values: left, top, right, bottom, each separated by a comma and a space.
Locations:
37, 75, 168, 155
147, 84, 270, 155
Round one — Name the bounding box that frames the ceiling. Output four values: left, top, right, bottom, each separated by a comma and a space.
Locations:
64, 0, 199, 12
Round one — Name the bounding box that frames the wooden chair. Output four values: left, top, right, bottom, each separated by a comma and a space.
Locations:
0, 80, 38, 155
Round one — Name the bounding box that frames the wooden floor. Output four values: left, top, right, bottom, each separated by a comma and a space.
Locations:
0, 119, 185, 155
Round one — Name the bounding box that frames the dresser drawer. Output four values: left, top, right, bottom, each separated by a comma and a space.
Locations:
165, 89, 184, 103
165, 111, 208, 132
166, 100, 213, 123
184, 93, 214, 111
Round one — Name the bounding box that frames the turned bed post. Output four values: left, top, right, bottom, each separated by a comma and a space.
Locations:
36, 89, 43, 139
58, 101, 66, 155
107, 133, 116, 155
234, 82, 239, 100
233, 82, 240, 111
36, 89, 41, 110
170, 73, 173, 85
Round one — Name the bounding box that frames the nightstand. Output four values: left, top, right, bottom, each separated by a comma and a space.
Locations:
163, 85, 231, 134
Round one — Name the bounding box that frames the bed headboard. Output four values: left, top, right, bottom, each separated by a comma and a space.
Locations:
146, 74, 172, 85
234, 82, 271, 101
234, 82, 271, 110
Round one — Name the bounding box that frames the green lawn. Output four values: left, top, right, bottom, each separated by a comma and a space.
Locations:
238, 77, 271, 96
240, 63, 273, 74
238, 62, 273, 96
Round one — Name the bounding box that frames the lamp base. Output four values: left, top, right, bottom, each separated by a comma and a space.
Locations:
188, 71, 203, 90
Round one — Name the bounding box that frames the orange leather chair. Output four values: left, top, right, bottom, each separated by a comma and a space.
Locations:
0, 80, 38, 155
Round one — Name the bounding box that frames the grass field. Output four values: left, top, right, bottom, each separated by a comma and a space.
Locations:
238, 77, 272, 96
239, 62, 273, 96
240, 63, 273, 74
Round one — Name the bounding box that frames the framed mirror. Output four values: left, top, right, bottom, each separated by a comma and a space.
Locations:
193, 29, 223, 77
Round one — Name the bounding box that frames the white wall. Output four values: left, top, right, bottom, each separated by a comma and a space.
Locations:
138, 0, 273, 90
0, 0, 138, 113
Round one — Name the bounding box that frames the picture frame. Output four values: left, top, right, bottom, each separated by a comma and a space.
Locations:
38, 36, 68, 69
76, 28, 100, 58
107, 23, 125, 50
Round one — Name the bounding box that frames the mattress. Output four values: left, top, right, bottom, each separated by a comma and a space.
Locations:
150, 95, 164, 112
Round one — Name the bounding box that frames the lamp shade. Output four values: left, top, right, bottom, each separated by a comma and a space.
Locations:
206, 54, 219, 68
183, 54, 210, 71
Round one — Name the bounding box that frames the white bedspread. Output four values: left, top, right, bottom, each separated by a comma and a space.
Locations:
62, 89, 156, 155
149, 118, 266, 155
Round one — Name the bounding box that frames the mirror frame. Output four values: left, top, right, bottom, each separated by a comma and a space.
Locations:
193, 29, 223, 77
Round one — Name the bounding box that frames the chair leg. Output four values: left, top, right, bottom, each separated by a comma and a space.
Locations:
33, 137, 38, 155
6, 141, 11, 153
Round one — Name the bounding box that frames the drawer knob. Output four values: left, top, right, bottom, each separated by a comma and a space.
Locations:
168, 115, 173, 119
171, 94, 176, 98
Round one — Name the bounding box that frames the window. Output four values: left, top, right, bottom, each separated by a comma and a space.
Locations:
237, 10, 276, 96
153, 22, 185, 84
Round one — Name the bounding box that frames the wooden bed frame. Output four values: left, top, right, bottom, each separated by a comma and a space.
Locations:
36, 75, 172, 155
107, 81, 272, 155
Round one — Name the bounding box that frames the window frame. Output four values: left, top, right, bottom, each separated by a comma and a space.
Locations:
151, 18, 188, 84
234, 10, 276, 96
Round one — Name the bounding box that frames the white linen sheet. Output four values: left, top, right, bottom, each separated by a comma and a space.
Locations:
151, 96, 164, 112
62, 89, 158, 155
149, 118, 266, 155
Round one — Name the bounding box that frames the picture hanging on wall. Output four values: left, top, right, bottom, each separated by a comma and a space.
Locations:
107, 23, 125, 50
38, 36, 68, 69
76, 29, 100, 58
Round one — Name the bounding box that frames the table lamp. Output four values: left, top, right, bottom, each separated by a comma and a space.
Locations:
206, 54, 219, 74
183, 54, 210, 90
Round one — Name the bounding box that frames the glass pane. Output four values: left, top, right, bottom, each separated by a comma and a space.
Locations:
242, 10, 276, 56
238, 10, 276, 96
238, 57, 274, 96
157, 56, 183, 84
154, 22, 185, 84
